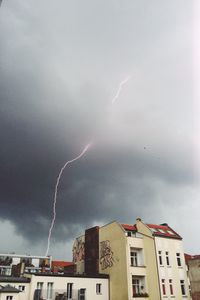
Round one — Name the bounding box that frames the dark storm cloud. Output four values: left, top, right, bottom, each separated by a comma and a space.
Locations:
0, 0, 199, 256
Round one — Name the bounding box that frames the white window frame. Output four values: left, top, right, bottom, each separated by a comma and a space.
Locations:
96, 283, 102, 294
180, 280, 186, 295
130, 249, 138, 267
47, 282, 53, 299
67, 282, 73, 300
176, 253, 182, 266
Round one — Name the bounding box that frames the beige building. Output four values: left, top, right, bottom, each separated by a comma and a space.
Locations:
73, 218, 190, 300
73, 220, 160, 300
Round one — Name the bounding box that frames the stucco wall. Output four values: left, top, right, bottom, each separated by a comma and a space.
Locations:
155, 236, 190, 300
136, 220, 161, 300
99, 221, 129, 300
28, 274, 109, 300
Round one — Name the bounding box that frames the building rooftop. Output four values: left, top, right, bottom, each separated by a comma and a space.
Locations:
0, 284, 20, 293
121, 222, 182, 240
29, 272, 109, 279
185, 253, 200, 263
121, 224, 137, 231
0, 276, 30, 283
146, 223, 182, 239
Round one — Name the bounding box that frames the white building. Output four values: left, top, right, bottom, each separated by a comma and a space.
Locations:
0, 273, 109, 300
137, 220, 191, 300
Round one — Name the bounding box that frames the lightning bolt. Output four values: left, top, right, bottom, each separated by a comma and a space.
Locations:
111, 76, 131, 104
45, 142, 91, 256
45, 75, 131, 256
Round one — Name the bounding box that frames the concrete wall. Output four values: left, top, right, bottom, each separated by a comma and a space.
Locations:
99, 221, 129, 300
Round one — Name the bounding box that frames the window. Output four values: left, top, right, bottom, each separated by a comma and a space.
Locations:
127, 231, 132, 237
132, 278, 140, 295
37, 282, 43, 290
161, 279, 166, 295
6, 297, 13, 300
166, 251, 170, 266
19, 285, 25, 292
67, 283, 73, 299
130, 249, 138, 266
47, 282, 53, 299
96, 283, 101, 294
180, 280, 186, 295
79, 288, 86, 300
158, 229, 166, 234
176, 253, 181, 266
158, 251, 163, 265
169, 279, 173, 295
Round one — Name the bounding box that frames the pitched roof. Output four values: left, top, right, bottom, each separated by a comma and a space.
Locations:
146, 223, 182, 239
121, 222, 181, 240
121, 224, 137, 231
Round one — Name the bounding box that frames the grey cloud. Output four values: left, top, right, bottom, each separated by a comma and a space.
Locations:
0, 0, 198, 257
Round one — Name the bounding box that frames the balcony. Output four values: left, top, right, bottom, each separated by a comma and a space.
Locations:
34, 289, 86, 300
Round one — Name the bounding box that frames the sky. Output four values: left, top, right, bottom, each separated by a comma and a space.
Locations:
0, 0, 199, 260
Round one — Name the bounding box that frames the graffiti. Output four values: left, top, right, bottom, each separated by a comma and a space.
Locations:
73, 237, 85, 262
100, 240, 114, 270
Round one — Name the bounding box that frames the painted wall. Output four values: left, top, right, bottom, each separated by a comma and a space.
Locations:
27, 274, 109, 300
188, 258, 200, 299
99, 221, 129, 300
155, 236, 190, 300
0, 282, 30, 300
72, 235, 85, 274
136, 219, 161, 300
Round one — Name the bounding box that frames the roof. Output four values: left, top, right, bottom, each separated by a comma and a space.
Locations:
52, 261, 74, 269
0, 284, 20, 293
185, 253, 200, 263
0, 276, 30, 283
30, 273, 109, 279
121, 224, 137, 231
121, 222, 182, 240
146, 224, 182, 239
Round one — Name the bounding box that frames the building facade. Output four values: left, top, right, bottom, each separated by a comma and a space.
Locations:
185, 254, 200, 300
73, 218, 191, 300
0, 254, 51, 276
0, 273, 109, 300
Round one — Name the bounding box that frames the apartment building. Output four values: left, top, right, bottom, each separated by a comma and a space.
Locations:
0, 273, 109, 300
73, 218, 190, 300
73, 220, 160, 300
137, 219, 190, 300
0, 254, 51, 276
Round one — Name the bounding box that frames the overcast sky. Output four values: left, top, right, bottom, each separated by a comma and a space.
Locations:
0, 0, 199, 260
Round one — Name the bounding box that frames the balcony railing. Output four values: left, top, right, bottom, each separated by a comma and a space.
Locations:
34, 289, 86, 300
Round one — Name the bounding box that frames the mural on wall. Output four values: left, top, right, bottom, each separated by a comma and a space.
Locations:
100, 240, 114, 270
73, 237, 85, 263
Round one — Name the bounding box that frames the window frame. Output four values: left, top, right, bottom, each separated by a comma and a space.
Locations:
176, 253, 182, 266
161, 279, 166, 295
96, 283, 102, 295
180, 280, 186, 296
67, 282, 73, 299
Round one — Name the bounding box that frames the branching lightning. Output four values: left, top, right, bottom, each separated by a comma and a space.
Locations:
45, 75, 131, 256
111, 76, 131, 104
45, 142, 91, 256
